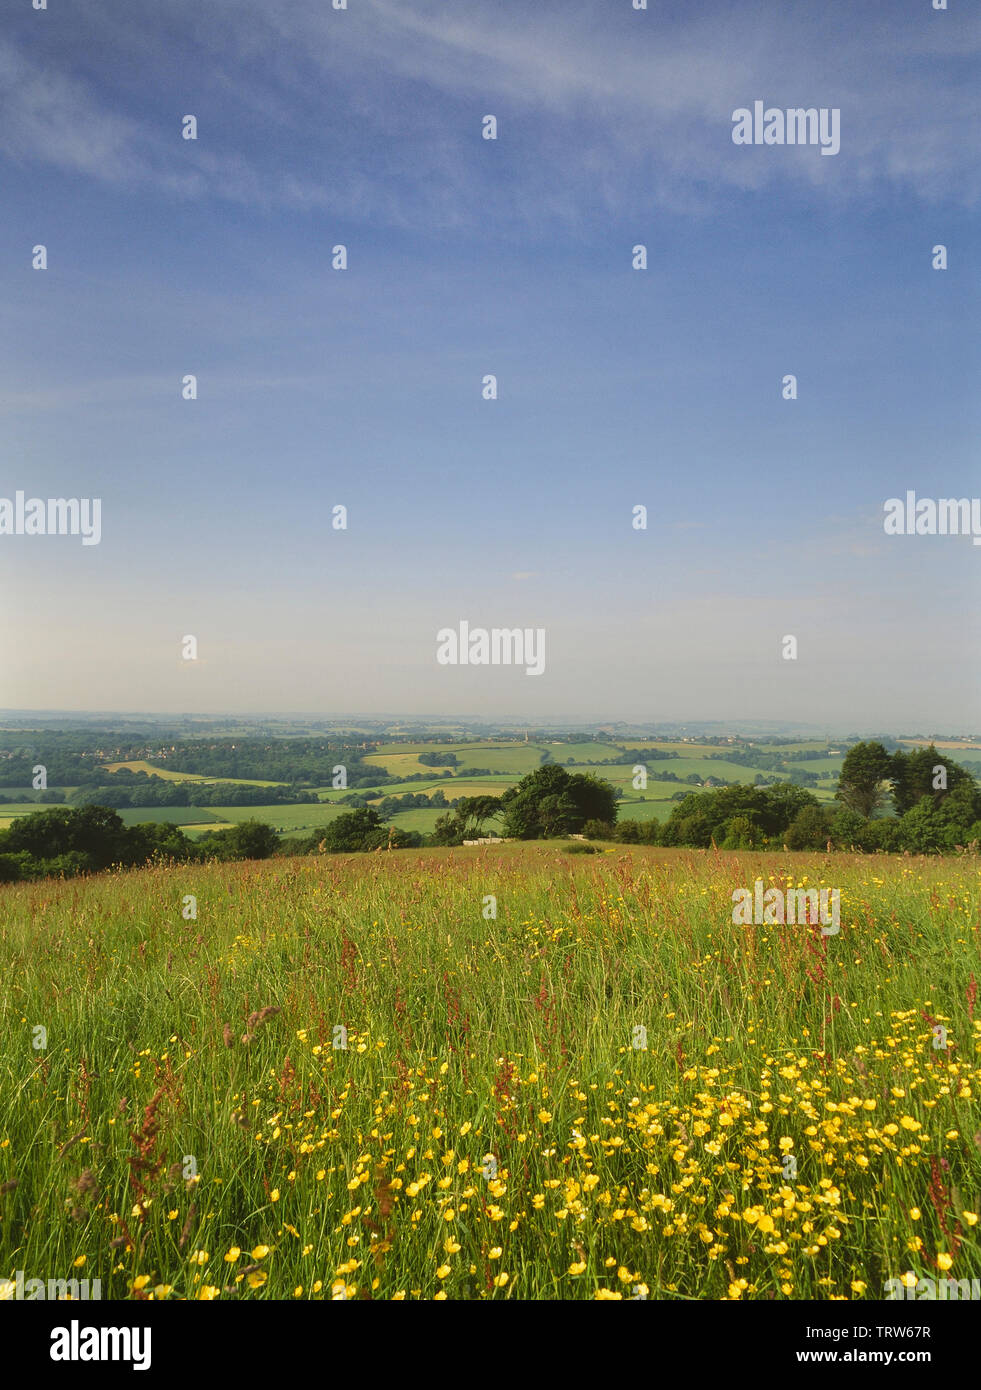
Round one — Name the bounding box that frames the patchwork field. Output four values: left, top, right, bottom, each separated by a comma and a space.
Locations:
575, 759, 788, 787
900, 740, 981, 751
361, 753, 456, 778
102, 762, 286, 788
784, 757, 846, 776
615, 741, 742, 754
315, 777, 513, 805
364, 746, 544, 776
205, 804, 349, 834
450, 748, 546, 774
371, 781, 508, 803
0, 732, 871, 856
614, 797, 683, 822
2, 845, 979, 1302
115, 807, 224, 828
386, 807, 457, 834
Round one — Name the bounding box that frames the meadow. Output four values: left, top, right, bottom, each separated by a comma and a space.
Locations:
1, 844, 978, 1301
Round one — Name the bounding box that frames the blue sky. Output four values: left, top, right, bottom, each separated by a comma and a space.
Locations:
1, 0, 978, 728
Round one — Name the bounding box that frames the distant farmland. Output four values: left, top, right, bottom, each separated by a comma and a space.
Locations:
0, 738, 848, 844
101, 760, 286, 787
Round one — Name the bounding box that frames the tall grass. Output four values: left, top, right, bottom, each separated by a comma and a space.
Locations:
1, 844, 979, 1300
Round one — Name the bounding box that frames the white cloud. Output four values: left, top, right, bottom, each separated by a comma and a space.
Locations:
3, 0, 978, 228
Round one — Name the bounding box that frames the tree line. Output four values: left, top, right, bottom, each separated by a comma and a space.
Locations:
0, 742, 977, 886
0, 806, 281, 882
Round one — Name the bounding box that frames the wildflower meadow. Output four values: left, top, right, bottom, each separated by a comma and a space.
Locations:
1, 844, 979, 1301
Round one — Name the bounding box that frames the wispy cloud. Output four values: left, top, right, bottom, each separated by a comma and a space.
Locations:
4, 1, 979, 229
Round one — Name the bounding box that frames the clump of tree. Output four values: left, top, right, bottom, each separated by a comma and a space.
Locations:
0, 805, 198, 881
196, 820, 280, 860
497, 766, 618, 840
647, 783, 817, 849
309, 808, 421, 854
833, 741, 981, 852
69, 781, 319, 809
835, 742, 896, 817
0, 805, 302, 884
431, 796, 502, 846
373, 790, 448, 816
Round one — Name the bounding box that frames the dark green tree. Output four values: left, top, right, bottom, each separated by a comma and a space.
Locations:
835, 742, 894, 818
201, 819, 279, 860
720, 815, 762, 850
890, 745, 978, 816
784, 805, 834, 850
319, 807, 384, 853
499, 766, 617, 840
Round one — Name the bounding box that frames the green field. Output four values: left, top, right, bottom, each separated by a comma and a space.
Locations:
614, 798, 682, 822
546, 742, 622, 762
372, 741, 532, 756
614, 741, 733, 754
372, 781, 508, 803
744, 742, 838, 753
0, 788, 78, 799
116, 807, 223, 828
665, 758, 790, 783
312, 778, 450, 803
450, 747, 544, 774
206, 804, 349, 834
791, 756, 846, 775
102, 761, 286, 788
575, 759, 787, 787
362, 753, 454, 778
387, 807, 456, 834
365, 745, 544, 776
2, 845, 979, 1301
0, 804, 61, 830
317, 776, 514, 804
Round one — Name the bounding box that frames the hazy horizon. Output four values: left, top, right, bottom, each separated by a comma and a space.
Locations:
0, 707, 975, 743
